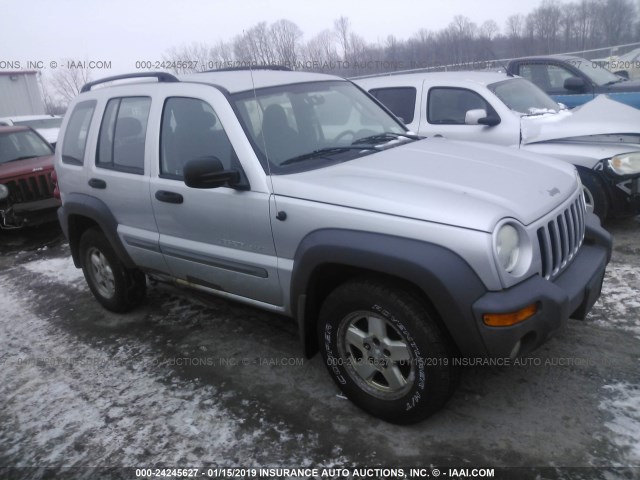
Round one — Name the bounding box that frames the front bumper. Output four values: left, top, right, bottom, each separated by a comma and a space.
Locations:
0, 197, 60, 229
471, 213, 611, 358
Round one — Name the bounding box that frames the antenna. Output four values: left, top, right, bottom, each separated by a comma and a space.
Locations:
247, 59, 283, 220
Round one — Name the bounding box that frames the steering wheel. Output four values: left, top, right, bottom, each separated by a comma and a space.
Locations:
334, 130, 355, 143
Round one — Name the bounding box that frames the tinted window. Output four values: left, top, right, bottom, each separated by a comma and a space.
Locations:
96, 97, 151, 174
369, 87, 417, 124
427, 88, 492, 124
160, 97, 237, 179
61, 100, 96, 165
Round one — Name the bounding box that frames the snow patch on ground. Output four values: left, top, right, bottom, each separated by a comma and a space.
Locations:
22, 256, 85, 289
599, 380, 640, 464
590, 262, 640, 339
0, 270, 345, 468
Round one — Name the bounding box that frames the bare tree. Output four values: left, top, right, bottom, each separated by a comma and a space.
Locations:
599, 0, 636, 45
48, 60, 92, 104
304, 29, 339, 67
162, 42, 213, 74
271, 19, 303, 67
334, 16, 351, 61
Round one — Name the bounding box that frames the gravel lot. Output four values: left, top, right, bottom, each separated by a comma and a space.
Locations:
0, 219, 638, 480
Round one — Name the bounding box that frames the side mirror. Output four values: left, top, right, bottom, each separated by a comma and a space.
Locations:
465, 109, 501, 127
183, 156, 242, 189
564, 76, 586, 91
464, 109, 487, 125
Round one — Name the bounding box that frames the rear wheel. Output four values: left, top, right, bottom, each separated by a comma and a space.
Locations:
318, 278, 458, 424
79, 227, 146, 312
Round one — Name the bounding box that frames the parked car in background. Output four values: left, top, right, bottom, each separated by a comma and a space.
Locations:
54, 69, 611, 424
0, 114, 63, 147
505, 56, 640, 109
594, 48, 640, 80
355, 71, 640, 220
0, 126, 59, 229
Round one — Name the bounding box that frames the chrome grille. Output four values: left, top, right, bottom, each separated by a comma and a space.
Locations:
6, 172, 54, 203
537, 193, 586, 280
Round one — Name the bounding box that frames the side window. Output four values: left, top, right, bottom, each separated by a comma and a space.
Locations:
96, 97, 151, 174
547, 65, 575, 89
427, 88, 491, 125
160, 97, 237, 179
61, 100, 96, 165
519, 64, 552, 90
369, 87, 417, 124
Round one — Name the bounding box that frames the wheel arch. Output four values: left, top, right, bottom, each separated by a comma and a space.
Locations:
58, 193, 134, 269
290, 229, 489, 359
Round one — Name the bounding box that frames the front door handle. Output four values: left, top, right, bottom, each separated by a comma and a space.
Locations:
88, 178, 107, 189
155, 190, 184, 204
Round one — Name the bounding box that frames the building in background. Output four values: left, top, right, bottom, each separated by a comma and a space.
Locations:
0, 71, 45, 116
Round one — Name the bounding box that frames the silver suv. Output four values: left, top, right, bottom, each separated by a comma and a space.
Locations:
55, 69, 612, 424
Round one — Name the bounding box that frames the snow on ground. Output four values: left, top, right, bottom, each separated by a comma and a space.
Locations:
599, 380, 640, 465
590, 262, 640, 339
22, 256, 85, 289
0, 266, 342, 468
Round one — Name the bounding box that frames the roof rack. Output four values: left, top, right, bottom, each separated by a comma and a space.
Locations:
80, 72, 179, 93
203, 65, 291, 73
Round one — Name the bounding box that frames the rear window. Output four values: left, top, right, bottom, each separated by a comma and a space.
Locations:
96, 97, 151, 174
369, 87, 417, 124
61, 101, 96, 165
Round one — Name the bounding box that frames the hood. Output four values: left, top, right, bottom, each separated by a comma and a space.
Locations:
521, 95, 640, 144
603, 78, 640, 93
0, 155, 54, 182
271, 139, 578, 232
35, 128, 60, 145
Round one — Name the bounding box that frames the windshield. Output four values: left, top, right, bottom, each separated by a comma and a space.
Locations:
0, 130, 53, 165
570, 57, 622, 86
232, 80, 408, 173
14, 117, 63, 129
489, 78, 561, 115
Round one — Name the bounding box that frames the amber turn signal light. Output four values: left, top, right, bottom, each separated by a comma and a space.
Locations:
483, 303, 538, 327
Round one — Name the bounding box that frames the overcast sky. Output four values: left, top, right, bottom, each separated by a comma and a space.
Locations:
2, 0, 558, 75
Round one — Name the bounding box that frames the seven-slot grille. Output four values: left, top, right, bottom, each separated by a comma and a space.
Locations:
537, 193, 586, 280
5, 172, 55, 203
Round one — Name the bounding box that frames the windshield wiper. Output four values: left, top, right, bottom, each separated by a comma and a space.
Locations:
280, 146, 379, 166
604, 78, 626, 86
7, 155, 38, 163
351, 131, 421, 146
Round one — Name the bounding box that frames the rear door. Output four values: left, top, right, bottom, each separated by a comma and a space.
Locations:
85, 91, 166, 273
149, 85, 282, 306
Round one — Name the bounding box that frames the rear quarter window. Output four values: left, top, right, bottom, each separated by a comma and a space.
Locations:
368, 87, 417, 124
61, 100, 97, 165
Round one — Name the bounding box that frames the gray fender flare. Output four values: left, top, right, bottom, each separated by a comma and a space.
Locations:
290, 229, 489, 358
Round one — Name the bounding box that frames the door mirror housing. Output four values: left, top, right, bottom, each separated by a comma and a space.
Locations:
183, 156, 245, 189
564, 76, 586, 91
465, 109, 501, 127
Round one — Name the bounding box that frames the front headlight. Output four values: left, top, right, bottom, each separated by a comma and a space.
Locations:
608, 152, 640, 176
0, 184, 8, 200
496, 223, 520, 273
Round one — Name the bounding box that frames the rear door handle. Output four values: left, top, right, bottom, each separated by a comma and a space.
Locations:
155, 190, 184, 204
88, 178, 107, 189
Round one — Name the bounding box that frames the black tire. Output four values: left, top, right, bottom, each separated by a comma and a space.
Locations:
579, 170, 609, 222
79, 227, 146, 313
318, 278, 458, 424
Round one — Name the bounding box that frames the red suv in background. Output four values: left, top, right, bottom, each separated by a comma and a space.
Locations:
0, 126, 59, 229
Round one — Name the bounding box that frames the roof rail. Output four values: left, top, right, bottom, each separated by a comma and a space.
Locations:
80, 72, 179, 93
203, 65, 291, 73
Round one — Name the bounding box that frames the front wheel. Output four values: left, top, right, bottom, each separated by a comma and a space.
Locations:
318, 278, 458, 424
79, 227, 146, 313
